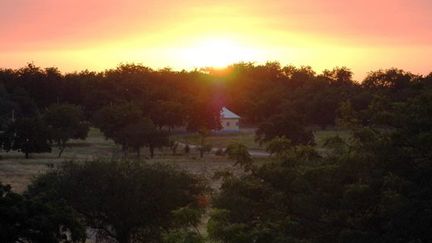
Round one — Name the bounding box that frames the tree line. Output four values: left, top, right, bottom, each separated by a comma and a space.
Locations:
2, 62, 432, 157
0, 64, 222, 158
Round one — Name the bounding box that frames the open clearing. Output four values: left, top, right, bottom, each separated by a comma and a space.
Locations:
0, 128, 262, 192
175, 128, 263, 150
0, 127, 348, 193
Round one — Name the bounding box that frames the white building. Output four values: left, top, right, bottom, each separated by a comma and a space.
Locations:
220, 107, 240, 132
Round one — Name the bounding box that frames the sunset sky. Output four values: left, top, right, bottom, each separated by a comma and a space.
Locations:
1, 0, 431, 80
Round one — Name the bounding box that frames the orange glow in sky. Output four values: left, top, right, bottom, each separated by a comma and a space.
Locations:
1, 0, 432, 80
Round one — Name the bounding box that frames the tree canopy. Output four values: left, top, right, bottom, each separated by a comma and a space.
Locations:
0, 182, 85, 243
27, 160, 207, 243
0, 117, 51, 158
44, 103, 89, 157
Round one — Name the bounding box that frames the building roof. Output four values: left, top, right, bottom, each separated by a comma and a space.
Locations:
221, 107, 240, 119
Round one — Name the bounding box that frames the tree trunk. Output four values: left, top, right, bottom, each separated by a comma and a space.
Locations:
122, 144, 128, 158
58, 144, 65, 158
149, 145, 154, 158
25, 152, 29, 159
200, 134, 204, 158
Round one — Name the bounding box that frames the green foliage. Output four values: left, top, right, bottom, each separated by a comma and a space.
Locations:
172, 207, 204, 229
207, 209, 256, 243
0, 116, 51, 158
225, 143, 254, 172
265, 136, 293, 158
93, 102, 142, 144
28, 160, 207, 243
3, 62, 432, 242
336, 100, 360, 128
186, 100, 222, 133
365, 95, 394, 125
256, 105, 313, 145
162, 230, 204, 243
1, 63, 429, 140
44, 103, 89, 157
363, 68, 414, 90
0, 85, 18, 130
322, 135, 349, 155
322, 66, 353, 86
0, 182, 85, 243
209, 93, 432, 243
94, 103, 169, 158
162, 207, 205, 243
151, 100, 186, 129
120, 117, 169, 158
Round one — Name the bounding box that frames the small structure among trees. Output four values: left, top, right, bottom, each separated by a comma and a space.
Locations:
220, 107, 240, 132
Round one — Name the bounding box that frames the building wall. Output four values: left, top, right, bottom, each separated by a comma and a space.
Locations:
221, 118, 240, 131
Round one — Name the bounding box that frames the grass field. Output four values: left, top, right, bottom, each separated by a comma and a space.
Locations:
174, 128, 263, 150
0, 128, 117, 192
0, 127, 350, 193
0, 128, 250, 193
176, 128, 351, 151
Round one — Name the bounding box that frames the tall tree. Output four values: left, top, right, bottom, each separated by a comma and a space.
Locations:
120, 117, 169, 158
150, 100, 186, 130
93, 102, 142, 155
186, 99, 221, 158
44, 103, 89, 157
0, 117, 51, 158
256, 104, 313, 145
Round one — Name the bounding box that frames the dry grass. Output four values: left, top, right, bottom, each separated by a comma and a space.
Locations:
174, 128, 262, 150
0, 127, 342, 193
0, 128, 119, 192
0, 128, 251, 192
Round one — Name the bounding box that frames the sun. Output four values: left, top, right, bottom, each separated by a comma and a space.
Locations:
176, 38, 261, 68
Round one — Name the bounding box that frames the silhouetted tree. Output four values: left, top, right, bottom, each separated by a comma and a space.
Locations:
120, 117, 169, 158
0, 182, 85, 242
28, 160, 207, 243
150, 100, 186, 130
256, 104, 313, 145
186, 99, 221, 158
93, 102, 142, 155
44, 103, 89, 157
0, 117, 51, 158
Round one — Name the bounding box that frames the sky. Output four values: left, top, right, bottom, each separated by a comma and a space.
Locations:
1, 0, 432, 80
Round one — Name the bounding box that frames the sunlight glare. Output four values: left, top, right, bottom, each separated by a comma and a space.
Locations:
176, 38, 262, 68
